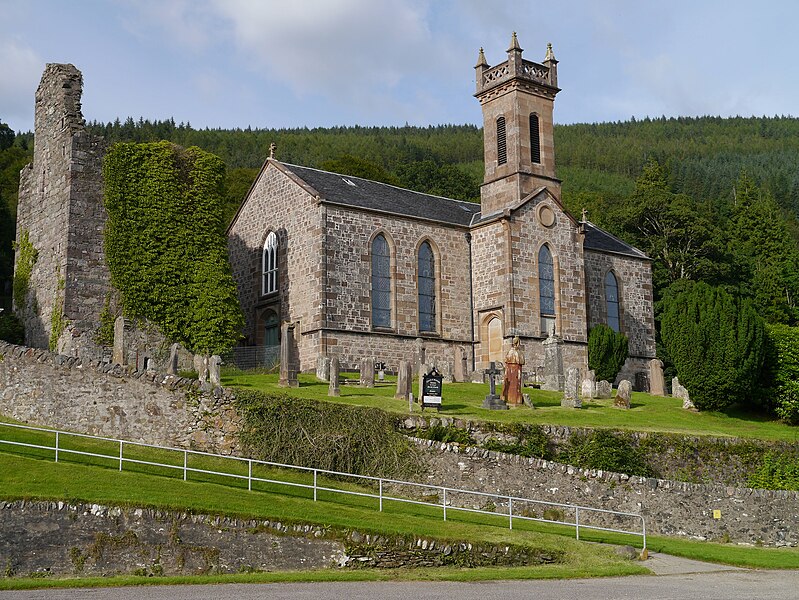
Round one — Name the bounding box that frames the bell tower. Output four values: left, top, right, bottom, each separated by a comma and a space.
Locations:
475, 33, 561, 214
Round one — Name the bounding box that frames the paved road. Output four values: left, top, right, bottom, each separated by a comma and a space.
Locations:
4, 569, 799, 600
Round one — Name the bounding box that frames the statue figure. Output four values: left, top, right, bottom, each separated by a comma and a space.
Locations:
501, 336, 525, 406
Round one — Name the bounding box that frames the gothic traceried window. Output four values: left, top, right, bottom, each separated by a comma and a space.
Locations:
605, 271, 620, 332
530, 113, 541, 163
496, 116, 507, 165
539, 245, 556, 335
371, 233, 391, 328
418, 241, 436, 332
262, 231, 278, 295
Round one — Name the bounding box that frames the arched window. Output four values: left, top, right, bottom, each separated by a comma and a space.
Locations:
262, 231, 278, 295
605, 271, 620, 332
496, 116, 507, 165
371, 234, 391, 328
538, 245, 556, 336
263, 309, 279, 347
418, 241, 436, 332
529, 113, 541, 163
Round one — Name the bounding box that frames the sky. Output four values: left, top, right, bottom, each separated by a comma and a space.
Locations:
1, 0, 798, 134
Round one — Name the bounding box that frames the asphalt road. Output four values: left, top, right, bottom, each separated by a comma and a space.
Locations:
4, 570, 799, 600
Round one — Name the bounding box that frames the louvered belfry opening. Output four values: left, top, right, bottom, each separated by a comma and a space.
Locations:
530, 113, 541, 163
496, 116, 507, 165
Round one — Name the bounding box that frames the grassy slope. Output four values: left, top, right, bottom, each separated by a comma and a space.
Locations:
222, 372, 799, 443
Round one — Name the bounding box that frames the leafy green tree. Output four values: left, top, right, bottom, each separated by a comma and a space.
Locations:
661, 281, 766, 411
760, 324, 799, 424
320, 154, 400, 186
587, 324, 629, 382
103, 141, 244, 355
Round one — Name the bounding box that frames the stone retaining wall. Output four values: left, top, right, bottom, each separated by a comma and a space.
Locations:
414, 438, 799, 547
0, 501, 554, 578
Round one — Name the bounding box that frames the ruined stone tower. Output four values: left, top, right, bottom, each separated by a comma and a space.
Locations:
15, 64, 109, 355
475, 33, 561, 214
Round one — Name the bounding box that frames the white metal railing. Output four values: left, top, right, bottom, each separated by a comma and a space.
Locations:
0, 421, 646, 549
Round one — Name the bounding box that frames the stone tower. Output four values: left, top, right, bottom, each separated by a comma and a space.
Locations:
15, 64, 109, 355
475, 33, 561, 214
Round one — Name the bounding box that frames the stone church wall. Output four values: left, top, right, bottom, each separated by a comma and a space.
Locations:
584, 250, 656, 385
227, 162, 324, 370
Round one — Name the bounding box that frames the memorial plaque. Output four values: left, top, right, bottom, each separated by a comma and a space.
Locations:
422, 367, 443, 411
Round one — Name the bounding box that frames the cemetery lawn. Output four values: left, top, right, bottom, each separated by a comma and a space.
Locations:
221, 372, 799, 443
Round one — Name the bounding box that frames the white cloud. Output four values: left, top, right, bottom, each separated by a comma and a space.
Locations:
0, 38, 42, 131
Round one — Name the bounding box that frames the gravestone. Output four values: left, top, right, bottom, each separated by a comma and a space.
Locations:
561, 367, 581, 408
360, 357, 375, 388
167, 343, 180, 375
395, 360, 412, 400
376, 361, 386, 382
328, 357, 341, 397
421, 367, 443, 411
635, 371, 650, 393
649, 359, 665, 396
453, 347, 468, 383
482, 362, 509, 410
581, 369, 596, 399
278, 322, 298, 388
316, 356, 331, 382
194, 354, 208, 384
673, 377, 696, 410
615, 379, 632, 409
112, 316, 126, 365
595, 380, 612, 399
208, 355, 222, 387
418, 362, 434, 397
415, 338, 426, 380
541, 335, 565, 391
442, 361, 454, 384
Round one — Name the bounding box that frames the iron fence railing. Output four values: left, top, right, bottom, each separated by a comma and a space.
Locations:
0, 421, 646, 549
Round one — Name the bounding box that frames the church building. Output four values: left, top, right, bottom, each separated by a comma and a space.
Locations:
227, 34, 656, 385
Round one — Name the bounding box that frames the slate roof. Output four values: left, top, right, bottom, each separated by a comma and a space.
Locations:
582, 221, 650, 260
282, 163, 481, 227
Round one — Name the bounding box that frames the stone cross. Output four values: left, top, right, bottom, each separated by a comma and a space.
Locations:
328, 357, 340, 397
278, 322, 298, 388
481, 362, 509, 410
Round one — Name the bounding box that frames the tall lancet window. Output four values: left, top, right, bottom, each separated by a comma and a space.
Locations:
418, 241, 436, 332
496, 116, 507, 165
371, 234, 392, 328
530, 113, 541, 163
539, 245, 556, 336
262, 231, 278, 295
605, 271, 620, 332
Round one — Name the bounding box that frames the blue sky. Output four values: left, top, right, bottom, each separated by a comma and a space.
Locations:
2, 0, 797, 133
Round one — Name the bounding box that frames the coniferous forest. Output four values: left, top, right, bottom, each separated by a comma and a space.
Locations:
1, 115, 798, 416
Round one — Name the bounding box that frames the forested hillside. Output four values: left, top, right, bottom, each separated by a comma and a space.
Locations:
2, 115, 798, 329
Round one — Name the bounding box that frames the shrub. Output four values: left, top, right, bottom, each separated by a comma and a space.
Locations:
588, 324, 629, 383
0, 310, 24, 344
557, 429, 653, 477
761, 324, 799, 424
661, 282, 766, 411
482, 423, 551, 459
748, 452, 799, 491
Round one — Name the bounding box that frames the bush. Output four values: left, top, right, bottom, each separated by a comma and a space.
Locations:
0, 310, 24, 344
661, 282, 766, 411
482, 423, 551, 459
761, 324, 799, 424
588, 324, 629, 383
558, 429, 653, 477
748, 452, 799, 491
234, 390, 422, 479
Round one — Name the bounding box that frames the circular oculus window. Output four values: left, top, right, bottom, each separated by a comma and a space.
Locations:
537, 204, 556, 228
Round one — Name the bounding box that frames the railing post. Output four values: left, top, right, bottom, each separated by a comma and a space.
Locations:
642, 516, 647, 552
54, 431, 59, 463
575, 507, 580, 541
248, 459, 252, 491
313, 470, 317, 501
183, 450, 187, 481
379, 479, 383, 512
442, 488, 447, 521
509, 497, 513, 530
119, 440, 123, 471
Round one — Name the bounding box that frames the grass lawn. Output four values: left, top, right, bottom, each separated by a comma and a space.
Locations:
222, 371, 799, 443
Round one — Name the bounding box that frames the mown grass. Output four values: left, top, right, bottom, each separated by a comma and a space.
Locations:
220, 371, 799, 442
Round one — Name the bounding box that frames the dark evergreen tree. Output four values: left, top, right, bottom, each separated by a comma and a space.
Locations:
587, 324, 629, 383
